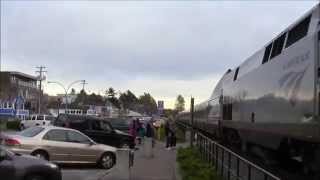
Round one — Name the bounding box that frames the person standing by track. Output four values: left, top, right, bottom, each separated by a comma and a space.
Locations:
169, 120, 177, 149
129, 119, 137, 145
145, 121, 155, 158
165, 119, 172, 150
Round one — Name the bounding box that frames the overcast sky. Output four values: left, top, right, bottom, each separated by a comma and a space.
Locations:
1, 1, 318, 109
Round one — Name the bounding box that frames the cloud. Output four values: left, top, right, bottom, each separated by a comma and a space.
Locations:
1, 1, 318, 108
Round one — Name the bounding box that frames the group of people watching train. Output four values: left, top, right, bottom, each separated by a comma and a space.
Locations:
128, 117, 177, 151
129, 118, 155, 146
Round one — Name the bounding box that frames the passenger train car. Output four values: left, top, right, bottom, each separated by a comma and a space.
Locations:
177, 4, 320, 173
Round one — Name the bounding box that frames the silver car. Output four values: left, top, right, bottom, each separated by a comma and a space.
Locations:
3, 126, 117, 169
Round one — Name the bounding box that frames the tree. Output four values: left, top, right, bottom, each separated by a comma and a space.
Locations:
138, 93, 157, 115
106, 97, 120, 109
105, 87, 120, 108
119, 90, 138, 110
70, 88, 76, 95
105, 87, 116, 98
87, 93, 104, 106
73, 89, 87, 106
126, 90, 138, 104
175, 94, 185, 112
163, 108, 178, 118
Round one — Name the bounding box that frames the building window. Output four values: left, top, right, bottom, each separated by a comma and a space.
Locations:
270, 33, 286, 59
286, 15, 311, 48
262, 43, 272, 64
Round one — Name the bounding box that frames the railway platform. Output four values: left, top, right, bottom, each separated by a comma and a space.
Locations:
104, 141, 180, 180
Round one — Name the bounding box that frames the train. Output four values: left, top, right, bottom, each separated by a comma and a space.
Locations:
177, 4, 320, 175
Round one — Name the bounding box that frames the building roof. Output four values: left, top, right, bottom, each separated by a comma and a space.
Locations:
2, 71, 38, 81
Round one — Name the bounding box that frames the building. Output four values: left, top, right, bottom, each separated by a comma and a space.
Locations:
56, 94, 77, 104
0, 71, 39, 119
86, 103, 120, 118
48, 102, 121, 118
48, 108, 84, 117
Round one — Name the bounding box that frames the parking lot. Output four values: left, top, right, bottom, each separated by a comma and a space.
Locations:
1, 130, 114, 180
61, 166, 110, 180
1, 130, 177, 180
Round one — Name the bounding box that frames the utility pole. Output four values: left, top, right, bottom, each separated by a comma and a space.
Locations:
81, 80, 87, 91
36, 66, 47, 114
190, 97, 195, 147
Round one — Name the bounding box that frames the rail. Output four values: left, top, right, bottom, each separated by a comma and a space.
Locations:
195, 132, 281, 180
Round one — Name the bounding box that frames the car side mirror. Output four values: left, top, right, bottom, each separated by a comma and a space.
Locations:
90, 141, 96, 146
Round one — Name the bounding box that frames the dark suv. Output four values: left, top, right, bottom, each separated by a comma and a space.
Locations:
54, 114, 135, 149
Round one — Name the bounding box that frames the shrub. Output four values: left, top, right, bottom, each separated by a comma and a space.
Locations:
6, 119, 20, 130
158, 124, 166, 141
177, 147, 220, 180
0, 121, 6, 131
175, 126, 186, 143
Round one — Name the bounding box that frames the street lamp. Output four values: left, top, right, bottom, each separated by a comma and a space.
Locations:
47, 80, 85, 113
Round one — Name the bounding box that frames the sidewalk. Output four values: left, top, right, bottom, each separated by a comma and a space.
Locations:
131, 141, 177, 180
104, 141, 178, 180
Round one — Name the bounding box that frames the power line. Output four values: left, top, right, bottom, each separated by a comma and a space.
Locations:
35, 66, 47, 114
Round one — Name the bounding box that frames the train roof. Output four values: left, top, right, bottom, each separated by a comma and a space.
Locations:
221, 4, 318, 84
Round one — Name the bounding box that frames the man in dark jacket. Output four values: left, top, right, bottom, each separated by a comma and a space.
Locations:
165, 120, 172, 149
145, 122, 155, 158
170, 121, 177, 149
146, 122, 154, 138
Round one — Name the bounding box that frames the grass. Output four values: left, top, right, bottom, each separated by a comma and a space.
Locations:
177, 147, 221, 180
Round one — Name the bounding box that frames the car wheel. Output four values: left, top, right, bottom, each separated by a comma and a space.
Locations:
99, 152, 115, 169
25, 174, 46, 180
32, 151, 49, 161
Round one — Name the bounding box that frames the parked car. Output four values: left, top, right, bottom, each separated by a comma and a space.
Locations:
107, 118, 131, 134
0, 145, 61, 180
3, 126, 117, 169
54, 114, 135, 149
20, 114, 55, 130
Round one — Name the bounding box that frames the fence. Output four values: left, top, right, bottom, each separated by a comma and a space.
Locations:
195, 132, 281, 180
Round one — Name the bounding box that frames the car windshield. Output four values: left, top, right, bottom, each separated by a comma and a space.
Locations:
19, 127, 45, 137
46, 116, 55, 122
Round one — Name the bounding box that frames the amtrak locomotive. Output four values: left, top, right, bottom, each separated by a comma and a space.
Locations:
177, 4, 320, 174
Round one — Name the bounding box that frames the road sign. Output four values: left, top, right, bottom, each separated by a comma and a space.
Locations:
0, 108, 15, 116
157, 101, 164, 116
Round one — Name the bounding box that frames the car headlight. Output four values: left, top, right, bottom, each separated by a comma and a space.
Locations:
47, 163, 58, 169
